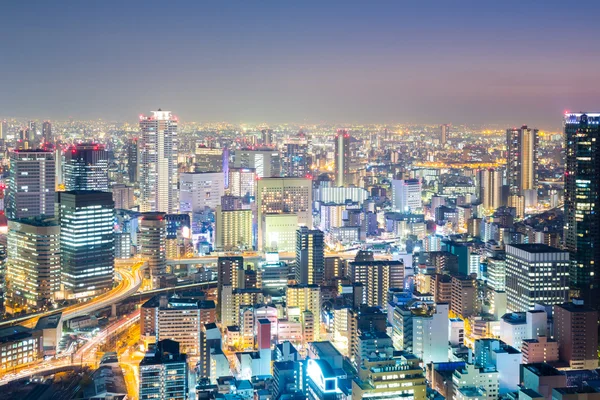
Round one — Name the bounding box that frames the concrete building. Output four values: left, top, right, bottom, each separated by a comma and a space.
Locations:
228, 168, 256, 198
139, 339, 188, 399
111, 184, 134, 210
215, 206, 253, 251
392, 179, 423, 213
505, 244, 569, 312
554, 300, 599, 369
233, 149, 281, 178
347, 260, 404, 307
262, 213, 298, 252
452, 363, 500, 400
521, 363, 567, 400
139, 212, 167, 289
286, 284, 321, 342
7, 217, 60, 310
6, 150, 55, 219
451, 275, 478, 318
179, 171, 225, 212
139, 110, 178, 213
521, 336, 559, 364
474, 339, 521, 394
295, 226, 324, 285
0, 326, 42, 373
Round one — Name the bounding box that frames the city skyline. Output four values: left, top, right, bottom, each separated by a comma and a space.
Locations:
1, 1, 599, 129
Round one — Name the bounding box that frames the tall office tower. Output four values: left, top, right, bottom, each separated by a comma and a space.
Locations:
55, 148, 64, 187
346, 260, 404, 307
194, 145, 224, 173
564, 112, 600, 309
478, 168, 502, 211
440, 124, 449, 146
450, 275, 478, 318
286, 284, 321, 341
64, 143, 109, 191
111, 184, 134, 210
554, 300, 599, 369
139, 339, 188, 400
215, 206, 253, 251
7, 217, 60, 310
127, 138, 138, 184
139, 212, 167, 289
139, 109, 178, 213
57, 191, 114, 299
295, 226, 324, 285
506, 125, 539, 204
228, 168, 256, 198
217, 256, 244, 312
233, 149, 281, 178
391, 179, 423, 213
334, 129, 350, 187
505, 244, 569, 312
179, 172, 225, 212
42, 121, 52, 143
261, 129, 274, 146
256, 177, 312, 251
0, 120, 7, 139
283, 140, 309, 178
6, 150, 55, 219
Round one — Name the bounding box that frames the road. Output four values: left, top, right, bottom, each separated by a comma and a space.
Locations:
0, 310, 140, 387
0, 261, 146, 329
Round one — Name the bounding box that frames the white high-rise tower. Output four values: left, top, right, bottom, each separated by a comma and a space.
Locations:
139, 109, 178, 213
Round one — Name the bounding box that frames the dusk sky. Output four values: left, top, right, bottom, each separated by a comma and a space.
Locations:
1, 0, 599, 129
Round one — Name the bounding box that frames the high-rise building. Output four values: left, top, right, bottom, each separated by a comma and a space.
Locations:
64, 143, 109, 191
286, 284, 321, 342
179, 172, 225, 212
228, 168, 256, 198
127, 138, 138, 185
6, 150, 55, 220
505, 244, 569, 312
295, 226, 324, 285
554, 300, 598, 370
111, 184, 134, 210
57, 190, 114, 299
42, 121, 52, 143
478, 168, 503, 211
215, 206, 253, 251
283, 139, 309, 178
139, 109, 178, 213
334, 129, 350, 187
194, 145, 224, 173
233, 149, 281, 178
450, 275, 478, 318
506, 125, 539, 200
440, 124, 449, 146
139, 212, 167, 289
139, 339, 188, 400
391, 179, 423, 213
564, 112, 600, 309
346, 260, 404, 307
256, 177, 312, 251
261, 129, 274, 146
7, 217, 60, 310
217, 256, 244, 312
0, 120, 7, 140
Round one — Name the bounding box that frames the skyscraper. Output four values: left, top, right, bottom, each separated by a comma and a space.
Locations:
179, 172, 225, 212
506, 125, 538, 205
6, 150, 55, 220
139, 212, 167, 289
505, 244, 569, 312
554, 300, 599, 370
127, 138, 138, 184
564, 112, 600, 309
295, 226, 324, 285
139, 339, 188, 400
7, 217, 60, 310
233, 149, 281, 178
215, 206, 253, 251
478, 168, 502, 212
42, 121, 52, 143
57, 190, 115, 299
440, 124, 449, 146
64, 143, 109, 191
139, 109, 178, 213
334, 129, 350, 187
391, 179, 423, 213
283, 139, 309, 178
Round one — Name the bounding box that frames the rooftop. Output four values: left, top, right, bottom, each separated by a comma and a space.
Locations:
507, 243, 566, 254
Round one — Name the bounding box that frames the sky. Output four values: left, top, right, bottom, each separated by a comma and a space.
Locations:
1, 0, 599, 129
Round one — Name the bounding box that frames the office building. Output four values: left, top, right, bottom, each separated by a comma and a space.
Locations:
139, 109, 178, 213
473, 339, 521, 394
42, 121, 52, 143
179, 171, 225, 212
295, 226, 324, 285
194, 145, 224, 172
228, 167, 256, 198
505, 244, 569, 312
478, 168, 502, 212
352, 352, 427, 400
392, 179, 423, 213
506, 126, 538, 202
451, 275, 478, 318
139, 339, 188, 400
260, 252, 289, 299
215, 206, 253, 251
347, 260, 404, 307
521, 336, 559, 364
334, 129, 350, 186
139, 212, 167, 289
7, 217, 60, 310
554, 300, 598, 369
0, 326, 42, 373
63, 143, 109, 191
257, 177, 312, 251
111, 184, 135, 210
451, 363, 500, 400
6, 150, 55, 219
57, 190, 114, 299
283, 139, 309, 178
564, 112, 600, 309
233, 149, 281, 178
220, 286, 263, 327
127, 138, 138, 184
